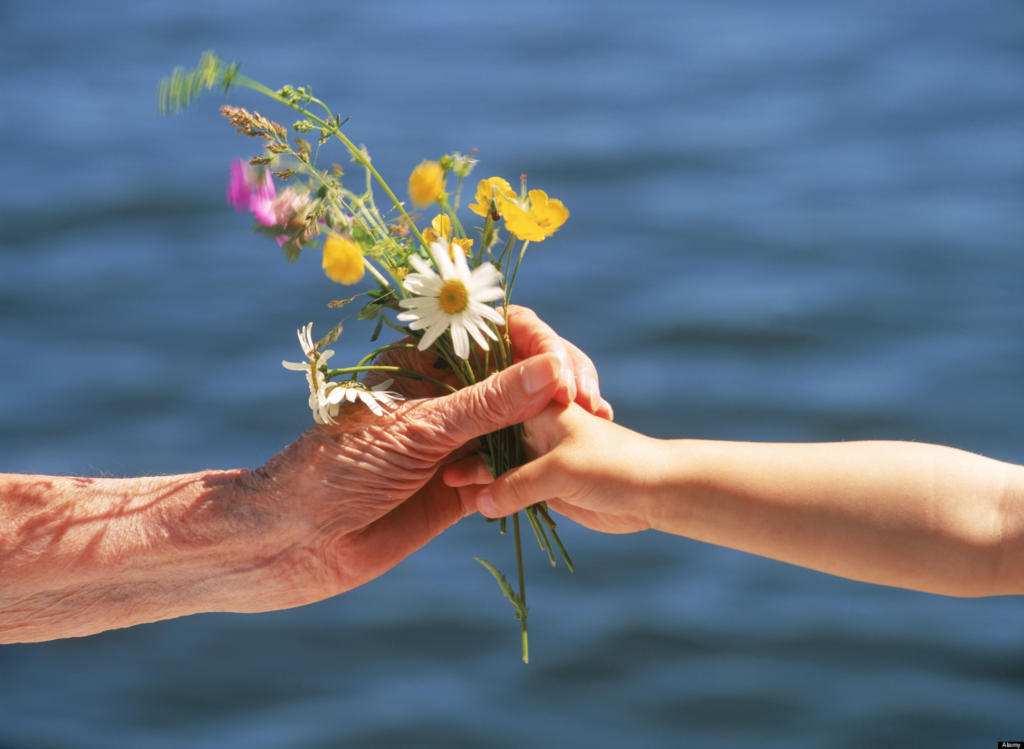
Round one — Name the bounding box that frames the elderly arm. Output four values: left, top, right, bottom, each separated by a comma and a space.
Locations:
0, 353, 566, 643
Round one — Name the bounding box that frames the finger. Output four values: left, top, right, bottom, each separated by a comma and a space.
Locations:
505, 305, 577, 405
507, 305, 610, 416
472, 402, 574, 516
443, 401, 571, 487
411, 353, 563, 455
442, 439, 484, 466
474, 452, 570, 518
442, 455, 495, 487
519, 401, 576, 456
561, 338, 609, 417
337, 473, 472, 590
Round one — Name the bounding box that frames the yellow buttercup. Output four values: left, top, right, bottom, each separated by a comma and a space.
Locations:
499, 189, 568, 242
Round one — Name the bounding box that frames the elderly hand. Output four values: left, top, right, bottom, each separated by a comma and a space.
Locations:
240, 304, 620, 609
219, 353, 571, 614
223, 306, 614, 615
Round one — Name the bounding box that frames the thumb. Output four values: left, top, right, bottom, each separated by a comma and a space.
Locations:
474, 453, 570, 518
411, 353, 562, 455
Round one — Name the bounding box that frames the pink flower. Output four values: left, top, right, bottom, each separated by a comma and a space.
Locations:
269, 188, 313, 246
271, 188, 309, 227
227, 159, 277, 226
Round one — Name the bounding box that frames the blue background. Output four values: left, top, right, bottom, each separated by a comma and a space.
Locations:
1, 1, 1022, 746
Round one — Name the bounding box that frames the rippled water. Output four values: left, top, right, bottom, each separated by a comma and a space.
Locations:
2, 1, 1023, 747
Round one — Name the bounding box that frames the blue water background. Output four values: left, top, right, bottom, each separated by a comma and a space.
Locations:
1, 1, 1022, 746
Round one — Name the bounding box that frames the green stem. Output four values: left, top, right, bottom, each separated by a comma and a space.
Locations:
453, 174, 464, 213
538, 504, 575, 573
497, 233, 516, 267
525, 505, 556, 567
361, 257, 393, 290
356, 198, 391, 244
439, 196, 468, 240
355, 342, 420, 367
233, 75, 428, 250
513, 512, 528, 664
504, 240, 530, 305
479, 214, 497, 265
323, 364, 456, 393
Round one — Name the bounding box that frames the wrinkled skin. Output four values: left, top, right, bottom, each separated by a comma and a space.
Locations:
224, 306, 610, 613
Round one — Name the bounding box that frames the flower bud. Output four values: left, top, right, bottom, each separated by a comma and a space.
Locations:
451, 151, 479, 179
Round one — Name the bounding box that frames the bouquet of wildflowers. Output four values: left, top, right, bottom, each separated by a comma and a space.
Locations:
160, 52, 571, 662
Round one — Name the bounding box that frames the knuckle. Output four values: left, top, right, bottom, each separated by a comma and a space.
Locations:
410, 379, 511, 449
518, 305, 541, 327
507, 303, 532, 325
569, 342, 597, 374
466, 375, 512, 425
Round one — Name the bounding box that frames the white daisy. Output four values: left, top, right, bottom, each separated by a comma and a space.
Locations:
321, 379, 405, 418
396, 238, 505, 359
281, 322, 338, 424
281, 324, 404, 423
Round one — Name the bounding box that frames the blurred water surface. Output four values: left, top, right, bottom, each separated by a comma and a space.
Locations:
1, 1, 1023, 747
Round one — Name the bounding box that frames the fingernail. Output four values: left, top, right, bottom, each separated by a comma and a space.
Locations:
477, 489, 500, 517
601, 398, 615, 420
522, 355, 557, 395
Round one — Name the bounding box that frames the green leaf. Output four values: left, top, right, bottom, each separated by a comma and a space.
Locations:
475, 557, 528, 622
157, 50, 232, 115
357, 301, 381, 321
279, 239, 301, 263
370, 312, 385, 343
221, 61, 241, 93
316, 321, 344, 348
351, 224, 375, 249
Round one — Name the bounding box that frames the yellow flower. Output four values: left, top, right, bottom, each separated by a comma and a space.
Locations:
408, 160, 445, 208
422, 214, 453, 244
423, 213, 474, 259
499, 189, 569, 242
451, 236, 474, 254
468, 177, 515, 217
322, 234, 364, 285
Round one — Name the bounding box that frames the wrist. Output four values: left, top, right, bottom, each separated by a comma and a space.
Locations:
642, 438, 700, 535
604, 429, 679, 533
131, 468, 292, 616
